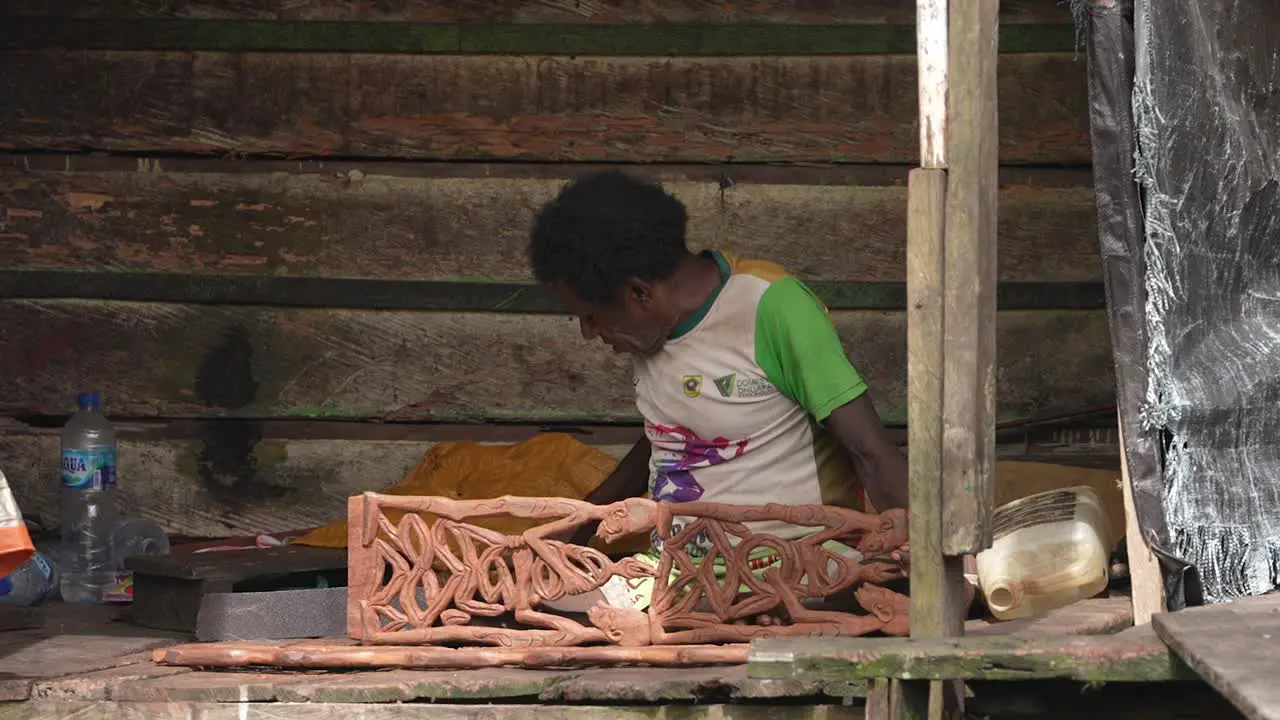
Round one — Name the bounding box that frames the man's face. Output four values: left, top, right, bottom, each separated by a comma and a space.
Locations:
552, 281, 671, 357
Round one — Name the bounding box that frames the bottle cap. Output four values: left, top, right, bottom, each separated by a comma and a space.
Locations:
77, 392, 102, 410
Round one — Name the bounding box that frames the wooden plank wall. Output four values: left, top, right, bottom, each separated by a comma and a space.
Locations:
0, 1, 1115, 538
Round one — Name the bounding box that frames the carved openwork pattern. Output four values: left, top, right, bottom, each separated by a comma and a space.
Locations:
347, 493, 910, 648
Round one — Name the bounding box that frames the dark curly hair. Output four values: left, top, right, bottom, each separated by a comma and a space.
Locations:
528, 171, 690, 304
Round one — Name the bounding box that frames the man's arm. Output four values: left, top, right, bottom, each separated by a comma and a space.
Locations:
567, 436, 650, 545
585, 437, 651, 504
754, 276, 908, 510
824, 394, 908, 511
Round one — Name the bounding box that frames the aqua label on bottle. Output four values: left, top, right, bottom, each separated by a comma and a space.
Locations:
61, 448, 117, 490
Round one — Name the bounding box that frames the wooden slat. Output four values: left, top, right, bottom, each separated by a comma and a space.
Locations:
1, 0, 1075, 24
0, 431, 634, 540
1, 426, 1123, 549
939, 0, 1000, 556
748, 625, 1195, 683
1119, 414, 1166, 625
0, 51, 1091, 165
1152, 593, 1280, 720
0, 18, 1077, 55
0, 605, 188, 703
30, 665, 842, 704
903, 167, 966, 720
906, 168, 967, 642
0, 301, 1116, 424
0, 153, 1098, 185
2, 701, 856, 720
0, 434, 444, 539
0, 272, 1108, 313
0, 168, 1102, 284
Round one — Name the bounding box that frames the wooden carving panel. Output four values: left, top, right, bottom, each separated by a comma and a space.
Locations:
347, 492, 910, 649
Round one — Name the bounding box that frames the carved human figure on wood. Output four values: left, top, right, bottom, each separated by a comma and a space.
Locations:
642, 501, 911, 642
358, 495, 659, 647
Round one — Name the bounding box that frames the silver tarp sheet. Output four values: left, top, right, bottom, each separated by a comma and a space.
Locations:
1129, 0, 1280, 603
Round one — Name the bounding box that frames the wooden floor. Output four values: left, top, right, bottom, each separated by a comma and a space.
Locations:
0, 596, 1150, 719
1153, 592, 1280, 720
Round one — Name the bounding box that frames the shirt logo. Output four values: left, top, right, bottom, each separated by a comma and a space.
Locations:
681, 375, 703, 397
713, 373, 737, 397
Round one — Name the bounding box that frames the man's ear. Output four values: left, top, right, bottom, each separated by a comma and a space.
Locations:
625, 278, 654, 305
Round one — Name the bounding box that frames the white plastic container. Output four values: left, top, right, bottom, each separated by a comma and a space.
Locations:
975, 485, 1113, 621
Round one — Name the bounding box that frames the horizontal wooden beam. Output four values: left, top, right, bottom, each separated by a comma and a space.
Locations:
0, 701, 857, 720
1, 410, 1121, 446
748, 629, 1198, 683
0, 422, 1122, 543
0, 18, 1078, 55
0, 166, 1101, 284
1, 0, 1075, 25
0, 51, 1091, 165
0, 300, 1116, 425
0, 271, 1108, 312
0, 153, 1095, 187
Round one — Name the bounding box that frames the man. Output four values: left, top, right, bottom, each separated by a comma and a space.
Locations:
528, 170, 909, 611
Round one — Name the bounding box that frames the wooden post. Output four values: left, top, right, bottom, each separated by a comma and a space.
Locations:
1119, 414, 1167, 624
940, 0, 999, 558
346, 494, 376, 642
898, 167, 961, 720
916, 0, 948, 169
877, 1, 998, 718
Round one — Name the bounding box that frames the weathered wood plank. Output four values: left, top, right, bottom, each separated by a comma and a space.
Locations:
0, 302, 1116, 424
0, 429, 1124, 548
0, 701, 861, 720
966, 595, 1134, 638
748, 625, 1196, 683
87, 664, 849, 703
906, 169, 961, 638
1152, 593, 1280, 720
0, 432, 632, 540
1, 0, 1075, 24
0, 605, 188, 702
939, 0, 1000, 556
0, 152, 1098, 185
0, 168, 1102, 283
0, 419, 1122, 540
0, 18, 1077, 55
903, 166, 963, 720
0, 271, 1108, 313
0, 51, 1091, 165
1119, 414, 1165, 625
27, 654, 192, 703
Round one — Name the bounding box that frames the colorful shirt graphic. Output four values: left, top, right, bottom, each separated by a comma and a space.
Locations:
649, 423, 748, 503
633, 250, 870, 550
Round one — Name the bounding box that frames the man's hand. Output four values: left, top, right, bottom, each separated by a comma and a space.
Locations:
542, 437, 652, 548
545, 524, 596, 546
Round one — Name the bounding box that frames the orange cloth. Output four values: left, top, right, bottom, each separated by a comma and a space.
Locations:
0, 468, 35, 578
293, 433, 650, 555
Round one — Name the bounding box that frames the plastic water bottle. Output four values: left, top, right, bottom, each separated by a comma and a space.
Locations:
102, 515, 170, 602
59, 391, 118, 604
0, 549, 58, 606
112, 516, 170, 566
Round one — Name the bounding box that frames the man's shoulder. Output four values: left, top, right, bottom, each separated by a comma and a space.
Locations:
717, 251, 828, 317
719, 250, 791, 285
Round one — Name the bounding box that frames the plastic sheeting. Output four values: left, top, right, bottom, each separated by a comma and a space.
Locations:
1078, 0, 1196, 612
1129, 0, 1280, 603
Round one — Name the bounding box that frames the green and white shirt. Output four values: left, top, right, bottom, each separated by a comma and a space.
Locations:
635, 250, 870, 552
